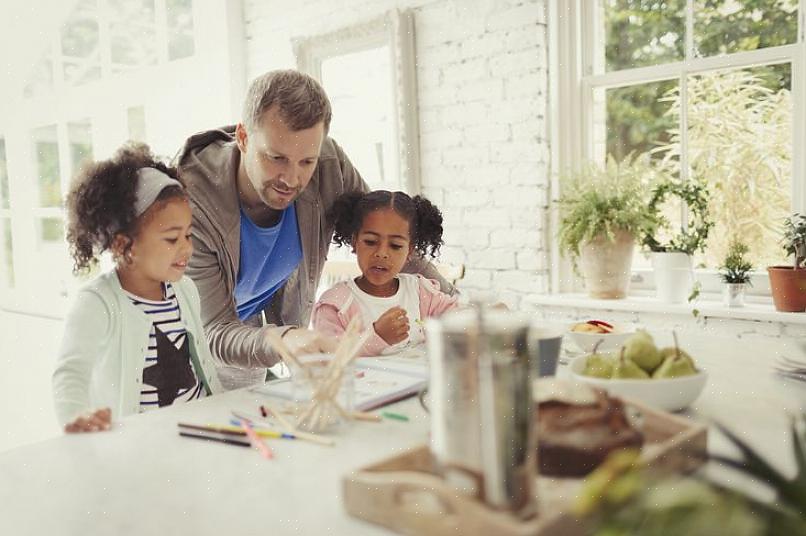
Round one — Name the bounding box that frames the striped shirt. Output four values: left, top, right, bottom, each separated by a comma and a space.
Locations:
125, 282, 205, 411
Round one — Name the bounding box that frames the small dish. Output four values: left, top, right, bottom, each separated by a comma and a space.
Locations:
566, 321, 637, 353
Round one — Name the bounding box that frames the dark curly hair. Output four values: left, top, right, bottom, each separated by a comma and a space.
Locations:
328, 190, 444, 258
65, 142, 185, 274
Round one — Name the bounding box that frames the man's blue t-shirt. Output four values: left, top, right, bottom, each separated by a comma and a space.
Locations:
234, 205, 302, 321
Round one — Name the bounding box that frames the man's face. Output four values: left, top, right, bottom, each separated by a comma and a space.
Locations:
236, 106, 325, 210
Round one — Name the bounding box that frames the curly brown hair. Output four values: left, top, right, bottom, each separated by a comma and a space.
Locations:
65, 142, 185, 274
328, 190, 444, 258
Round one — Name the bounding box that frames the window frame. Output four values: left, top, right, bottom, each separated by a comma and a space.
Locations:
549, 0, 806, 297
0, 0, 245, 317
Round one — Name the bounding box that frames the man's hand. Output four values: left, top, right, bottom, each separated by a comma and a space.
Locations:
280, 328, 338, 356
64, 407, 111, 433
373, 306, 410, 346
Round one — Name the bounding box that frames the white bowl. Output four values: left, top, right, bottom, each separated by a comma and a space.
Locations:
568, 354, 708, 412
566, 322, 637, 353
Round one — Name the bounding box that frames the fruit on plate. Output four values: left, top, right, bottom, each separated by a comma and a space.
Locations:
653, 348, 698, 379
580, 332, 699, 380
583, 352, 617, 378
572, 320, 615, 334
611, 350, 650, 379
623, 330, 662, 374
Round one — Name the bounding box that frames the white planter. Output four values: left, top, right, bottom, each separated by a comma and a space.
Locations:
578, 230, 635, 299
723, 283, 746, 308
651, 252, 693, 304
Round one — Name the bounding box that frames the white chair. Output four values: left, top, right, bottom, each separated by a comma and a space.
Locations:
317, 259, 465, 298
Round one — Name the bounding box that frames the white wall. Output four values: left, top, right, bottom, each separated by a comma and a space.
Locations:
243, 0, 551, 308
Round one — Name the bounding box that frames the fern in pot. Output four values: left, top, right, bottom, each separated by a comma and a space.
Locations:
768, 213, 806, 312
719, 239, 753, 308
558, 155, 660, 299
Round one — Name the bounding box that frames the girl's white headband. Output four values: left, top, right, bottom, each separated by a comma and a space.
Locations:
134, 167, 182, 216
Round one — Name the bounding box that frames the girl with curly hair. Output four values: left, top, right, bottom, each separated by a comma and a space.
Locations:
52, 143, 222, 433
312, 190, 458, 356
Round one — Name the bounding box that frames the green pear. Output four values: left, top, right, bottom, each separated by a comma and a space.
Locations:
583, 353, 616, 378
611, 351, 650, 379
658, 346, 696, 369
623, 330, 662, 374
652, 351, 698, 378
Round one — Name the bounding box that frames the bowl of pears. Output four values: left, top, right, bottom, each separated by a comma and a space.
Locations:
569, 330, 707, 412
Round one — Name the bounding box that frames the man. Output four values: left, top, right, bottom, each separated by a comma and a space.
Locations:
176, 70, 453, 388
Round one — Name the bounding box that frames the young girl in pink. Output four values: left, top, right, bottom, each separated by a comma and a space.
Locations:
312, 190, 458, 356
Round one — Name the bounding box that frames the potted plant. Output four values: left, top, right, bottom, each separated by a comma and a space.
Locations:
719, 239, 753, 308
558, 155, 662, 299
768, 213, 806, 312
643, 178, 713, 304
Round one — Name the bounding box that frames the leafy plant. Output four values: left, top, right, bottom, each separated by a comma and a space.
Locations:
642, 178, 713, 255
782, 214, 806, 269
720, 239, 754, 284
557, 154, 663, 265
575, 413, 806, 535
652, 70, 791, 268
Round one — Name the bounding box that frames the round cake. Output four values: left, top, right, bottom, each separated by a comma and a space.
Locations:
534, 379, 644, 477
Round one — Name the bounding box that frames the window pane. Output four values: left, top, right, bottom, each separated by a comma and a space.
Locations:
0, 218, 13, 288
68, 120, 93, 176
686, 65, 792, 268
127, 106, 147, 141
166, 0, 196, 60
39, 218, 65, 244
109, 0, 157, 71
603, 0, 685, 72
321, 45, 399, 191
60, 0, 101, 85
599, 79, 679, 164
32, 126, 62, 208
694, 0, 798, 57
23, 54, 54, 98
0, 139, 8, 209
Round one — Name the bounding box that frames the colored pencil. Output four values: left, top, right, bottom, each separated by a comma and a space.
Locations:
350, 411, 382, 422
240, 419, 274, 459
232, 410, 335, 447
382, 411, 410, 422
179, 431, 250, 447
177, 422, 297, 440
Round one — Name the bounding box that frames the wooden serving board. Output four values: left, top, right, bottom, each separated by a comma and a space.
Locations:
342, 398, 707, 536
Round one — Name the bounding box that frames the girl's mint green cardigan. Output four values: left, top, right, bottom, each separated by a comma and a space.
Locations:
52, 271, 223, 426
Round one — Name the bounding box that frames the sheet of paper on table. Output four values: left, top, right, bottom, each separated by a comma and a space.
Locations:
252, 355, 428, 411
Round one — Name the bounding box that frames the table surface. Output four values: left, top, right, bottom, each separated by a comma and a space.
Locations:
2, 331, 805, 535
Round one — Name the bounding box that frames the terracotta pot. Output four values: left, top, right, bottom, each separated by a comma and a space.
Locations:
767, 266, 806, 312
578, 230, 635, 299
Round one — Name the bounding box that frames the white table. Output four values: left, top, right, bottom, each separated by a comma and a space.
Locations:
2, 331, 805, 535
0, 389, 430, 535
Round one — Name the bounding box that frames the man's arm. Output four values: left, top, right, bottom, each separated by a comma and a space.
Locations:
187, 226, 282, 368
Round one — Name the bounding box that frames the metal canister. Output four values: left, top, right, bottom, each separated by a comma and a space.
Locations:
425, 308, 536, 516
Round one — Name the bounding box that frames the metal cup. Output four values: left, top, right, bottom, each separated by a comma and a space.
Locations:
426, 308, 536, 515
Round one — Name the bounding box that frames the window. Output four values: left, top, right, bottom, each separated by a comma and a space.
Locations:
0, 139, 13, 289
294, 9, 421, 193
552, 0, 805, 296
0, 0, 241, 315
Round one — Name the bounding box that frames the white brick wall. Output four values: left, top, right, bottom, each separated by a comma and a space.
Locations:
243, 0, 550, 309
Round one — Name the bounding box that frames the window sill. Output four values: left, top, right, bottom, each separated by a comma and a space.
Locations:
525, 293, 806, 325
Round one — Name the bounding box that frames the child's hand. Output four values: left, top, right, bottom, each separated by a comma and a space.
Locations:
374, 306, 410, 345
64, 407, 112, 433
